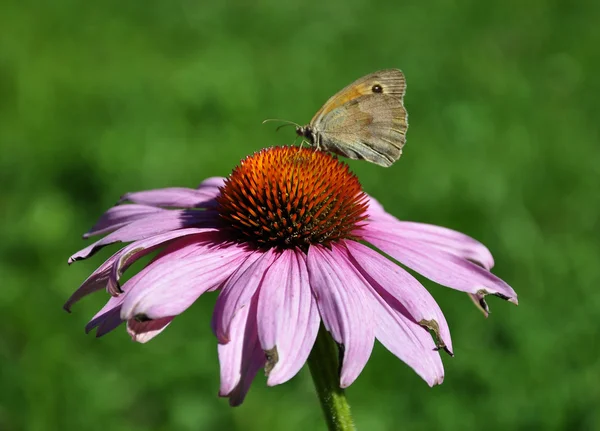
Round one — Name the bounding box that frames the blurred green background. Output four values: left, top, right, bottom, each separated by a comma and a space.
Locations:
1, 0, 599, 430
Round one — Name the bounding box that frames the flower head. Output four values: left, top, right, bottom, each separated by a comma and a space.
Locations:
67, 146, 517, 406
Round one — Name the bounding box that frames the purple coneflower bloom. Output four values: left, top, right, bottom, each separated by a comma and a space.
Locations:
66, 146, 517, 406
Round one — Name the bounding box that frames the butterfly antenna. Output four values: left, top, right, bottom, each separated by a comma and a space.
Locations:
262, 118, 301, 132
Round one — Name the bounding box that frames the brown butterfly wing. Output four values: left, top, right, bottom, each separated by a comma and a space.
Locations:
310, 69, 406, 125
314, 94, 408, 167
309, 69, 408, 167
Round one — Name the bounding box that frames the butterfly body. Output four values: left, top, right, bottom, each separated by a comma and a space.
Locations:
296, 69, 408, 167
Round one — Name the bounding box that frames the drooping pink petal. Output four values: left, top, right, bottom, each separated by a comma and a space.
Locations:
361, 226, 518, 304
364, 196, 494, 269
363, 196, 503, 316
227, 346, 264, 407
344, 240, 453, 354
306, 244, 375, 388
85, 295, 125, 335
366, 220, 497, 315
370, 291, 445, 386
217, 294, 264, 406
68, 210, 218, 263
64, 228, 213, 311
257, 249, 320, 386
120, 234, 252, 320
119, 188, 218, 209
106, 228, 213, 296
87, 286, 175, 342
95, 307, 125, 337
218, 306, 248, 396
126, 316, 174, 343
364, 220, 494, 270
64, 250, 121, 312
83, 205, 169, 239
212, 249, 277, 343
85, 255, 182, 342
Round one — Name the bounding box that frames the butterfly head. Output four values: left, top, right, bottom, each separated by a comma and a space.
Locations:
296, 125, 316, 145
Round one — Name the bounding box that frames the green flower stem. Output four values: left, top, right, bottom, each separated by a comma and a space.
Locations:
307, 325, 356, 431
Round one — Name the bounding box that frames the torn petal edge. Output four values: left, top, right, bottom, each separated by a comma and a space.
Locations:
469, 288, 518, 318
419, 319, 454, 357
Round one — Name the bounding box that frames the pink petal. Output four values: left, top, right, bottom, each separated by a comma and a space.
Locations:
65, 228, 212, 312
83, 205, 168, 239
85, 255, 173, 340
197, 176, 225, 192
218, 306, 249, 396
95, 307, 125, 337
344, 240, 453, 355
365, 220, 494, 270
120, 188, 218, 208
366, 220, 497, 316
212, 249, 277, 343
365, 196, 396, 222
217, 294, 264, 406
371, 291, 445, 386
68, 210, 218, 263
86, 295, 125, 334
257, 249, 320, 386
107, 228, 212, 296
120, 236, 252, 320
64, 250, 121, 312
362, 197, 504, 315
362, 226, 518, 304
126, 316, 174, 343
306, 244, 374, 388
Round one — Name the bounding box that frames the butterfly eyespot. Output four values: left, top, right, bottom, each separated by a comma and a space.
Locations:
371, 84, 383, 93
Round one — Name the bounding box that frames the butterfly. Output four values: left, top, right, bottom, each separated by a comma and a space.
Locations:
267, 69, 408, 167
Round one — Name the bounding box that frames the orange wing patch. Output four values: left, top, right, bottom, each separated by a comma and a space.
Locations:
311, 81, 374, 121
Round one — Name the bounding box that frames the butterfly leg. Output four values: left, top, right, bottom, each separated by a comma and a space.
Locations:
295, 137, 305, 153
313, 133, 322, 152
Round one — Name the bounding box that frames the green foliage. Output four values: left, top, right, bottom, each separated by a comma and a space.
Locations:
1, 0, 599, 430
